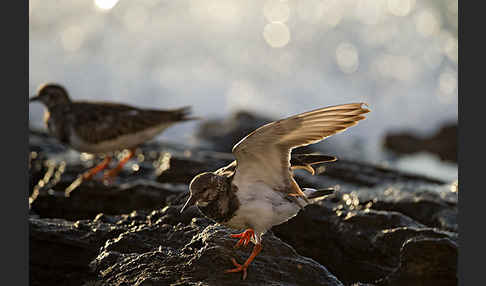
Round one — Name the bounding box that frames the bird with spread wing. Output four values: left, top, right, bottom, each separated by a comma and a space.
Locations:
180, 103, 370, 280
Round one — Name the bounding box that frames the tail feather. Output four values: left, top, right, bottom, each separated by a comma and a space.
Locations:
171, 106, 199, 122
288, 187, 335, 208
291, 154, 337, 175
303, 187, 335, 201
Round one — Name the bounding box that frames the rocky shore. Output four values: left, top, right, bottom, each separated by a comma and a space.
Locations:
29, 114, 457, 286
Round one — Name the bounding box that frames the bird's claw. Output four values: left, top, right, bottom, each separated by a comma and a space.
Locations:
230, 229, 254, 249
225, 258, 248, 280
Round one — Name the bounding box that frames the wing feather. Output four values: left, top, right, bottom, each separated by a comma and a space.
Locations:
232, 103, 370, 193
70, 103, 191, 144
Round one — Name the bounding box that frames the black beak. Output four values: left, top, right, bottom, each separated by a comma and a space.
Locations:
180, 194, 197, 213
29, 95, 40, 103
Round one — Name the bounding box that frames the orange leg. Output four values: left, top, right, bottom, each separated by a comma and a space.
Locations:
225, 243, 263, 280
230, 229, 255, 248
103, 149, 136, 182
82, 156, 112, 181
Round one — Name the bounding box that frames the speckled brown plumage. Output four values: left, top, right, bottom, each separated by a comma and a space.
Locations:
30, 83, 196, 183
47, 101, 192, 145
191, 154, 337, 223
30, 83, 194, 150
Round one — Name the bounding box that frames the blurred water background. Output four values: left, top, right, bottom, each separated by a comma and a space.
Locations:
29, 0, 458, 182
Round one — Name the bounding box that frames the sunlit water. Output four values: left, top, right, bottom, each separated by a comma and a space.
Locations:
29, 0, 457, 181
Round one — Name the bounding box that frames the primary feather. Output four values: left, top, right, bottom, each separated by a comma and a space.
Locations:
232, 103, 370, 195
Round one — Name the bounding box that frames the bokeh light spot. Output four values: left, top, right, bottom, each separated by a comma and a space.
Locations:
439, 71, 457, 95
415, 10, 440, 37
336, 42, 359, 74
80, 153, 94, 162
443, 35, 458, 64
94, 0, 119, 11
263, 22, 291, 48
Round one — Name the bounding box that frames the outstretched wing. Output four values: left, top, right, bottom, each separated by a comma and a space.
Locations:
232, 103, 370, 194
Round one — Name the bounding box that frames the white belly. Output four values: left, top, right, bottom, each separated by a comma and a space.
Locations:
69, 123, 172, 154
225, 180, 302, 238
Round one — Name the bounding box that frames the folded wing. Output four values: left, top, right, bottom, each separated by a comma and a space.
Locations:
71, 102, 192, 144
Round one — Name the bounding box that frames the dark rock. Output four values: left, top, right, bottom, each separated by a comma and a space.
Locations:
30, 178, 185, 221
276, 170, 457, 284
93, 214, 343, 286
376, 237, 457, 286
384, 123, 457, 163
319, 159, 446, 187
30, 208, 343, 286
371, 192, 458, 232
29, 129, 458, 285
29, 217, 120, 286
295, 167, 456, 232
273, 199, 457, 285
28, 130, 192, 221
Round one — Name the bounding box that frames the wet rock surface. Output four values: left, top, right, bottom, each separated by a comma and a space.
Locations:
375, 236, 457, 286
29, 124, 458, 286
31, 207, 342, 286
94, 211, 342, 286
272, 201, 457, 285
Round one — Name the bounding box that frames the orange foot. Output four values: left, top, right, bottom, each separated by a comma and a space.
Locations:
102, 149, 135, 184
230, 229, 254, 248
82, 156, 112, 181
225, 243, 262, 280
225, 258, 249, 280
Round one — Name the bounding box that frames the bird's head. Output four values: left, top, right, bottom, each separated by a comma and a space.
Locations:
29, 83, 71, 108
180, 172, 226, 213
